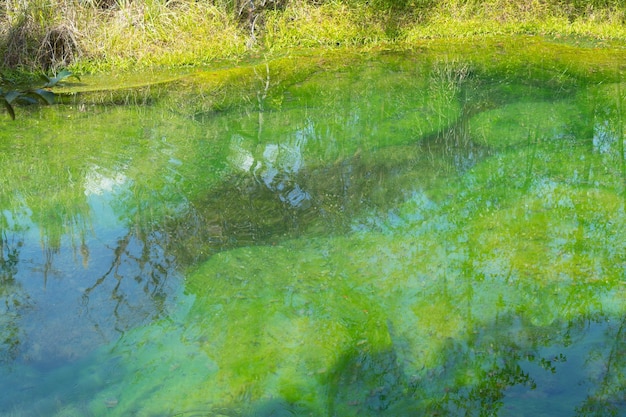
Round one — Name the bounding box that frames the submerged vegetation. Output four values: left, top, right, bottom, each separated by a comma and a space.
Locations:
1, 41, 626, 414
0, 0, 624, 73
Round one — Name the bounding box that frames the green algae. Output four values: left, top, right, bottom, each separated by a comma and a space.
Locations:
85, 178, 626, 415
468, 100, 585, 149
86, 117, 626, 414
2, 39, 626, 417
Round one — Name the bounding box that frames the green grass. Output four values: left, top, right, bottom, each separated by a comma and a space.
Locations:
0, 0, 625, 73
403, 0, 626, 40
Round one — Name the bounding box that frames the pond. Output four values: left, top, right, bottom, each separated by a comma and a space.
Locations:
1, 37, 626, 416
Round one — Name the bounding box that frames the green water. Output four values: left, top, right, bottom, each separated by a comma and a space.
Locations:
1, 38, 626, 416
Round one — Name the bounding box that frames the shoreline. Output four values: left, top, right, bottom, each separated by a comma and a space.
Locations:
0, 0, 625, 75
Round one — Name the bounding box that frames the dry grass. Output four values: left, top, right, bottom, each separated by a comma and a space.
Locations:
2, 0, 82, 70
74, 1, 247, 71
38, 24, 80, 70
3, 14, 40, 68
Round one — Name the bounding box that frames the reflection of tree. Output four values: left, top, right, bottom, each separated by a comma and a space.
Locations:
576, 315, 626, 416
586, 81, 626, 198
161, 127, 485, 267
0, 175, 183, 368
81, 226, 177, 336
149, 56, 488, 267
328, 315, 626, 417
0, 228, 30, 364
331, 338, 534, 416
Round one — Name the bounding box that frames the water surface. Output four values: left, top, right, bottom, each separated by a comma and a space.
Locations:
1, 39, 626, 416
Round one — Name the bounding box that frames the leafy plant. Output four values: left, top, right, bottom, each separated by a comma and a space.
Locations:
1, 69, 79, 120
39, 69, 79, 88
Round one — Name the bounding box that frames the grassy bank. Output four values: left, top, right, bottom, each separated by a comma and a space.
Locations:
0, 0, 625, 74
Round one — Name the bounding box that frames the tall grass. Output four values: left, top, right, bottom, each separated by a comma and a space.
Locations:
0, 0, 248, 72
0, 0, 624, 73
76, 1, 247, 71
1, 0, 74, 69
402, 0, 626, 40
262, 1, 388, 49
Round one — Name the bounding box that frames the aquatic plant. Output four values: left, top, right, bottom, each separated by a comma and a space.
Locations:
39, 68, 79, 88
1, 86, 54, 120
1, 69, 78, 119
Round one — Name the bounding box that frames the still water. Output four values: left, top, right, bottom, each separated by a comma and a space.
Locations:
1, 39, 626, 416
